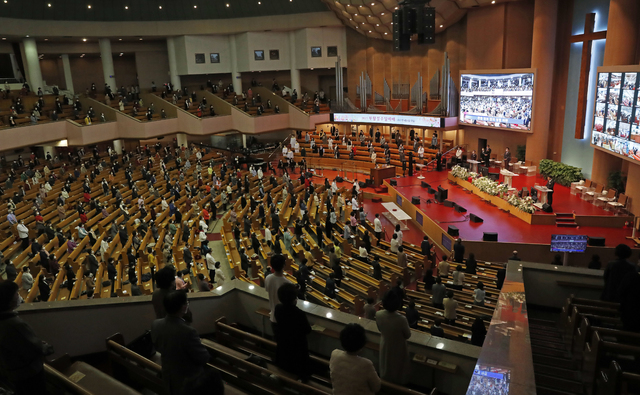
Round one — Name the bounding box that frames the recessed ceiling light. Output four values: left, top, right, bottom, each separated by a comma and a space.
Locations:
368, 30, 371, 33
381, 12, 384, 15
124, 6, 128, 9
44, 38, 48, 41
158, 5, 162, 9
87, 4, 91, 8
118, 38, 122, 40
440, 24, 443, 27
491, 0, 495, 3
3, 0, 7, 3
384, 32, 387, 35
371, 2, 374, 5
47, 3, 51, 7
226, 3, 229, 6
82, 38, 87, 41
193, 4, 196, 8
258, 1, 261, 4
119, 53, 123, 56
139, 38, 143, 40
1, 38, 6, 40
25, 35, 29, 37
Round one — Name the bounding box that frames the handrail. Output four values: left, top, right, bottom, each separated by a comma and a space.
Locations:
83, 96, 140, 123
424, 144, 459, 169
253, 86, 307, 116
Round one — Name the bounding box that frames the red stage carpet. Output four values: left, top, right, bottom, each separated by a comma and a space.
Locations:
385, 171, 633, 247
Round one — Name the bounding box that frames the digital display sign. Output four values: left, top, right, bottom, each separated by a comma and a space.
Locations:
591, 70, 640, 162
331, 113, 443, 128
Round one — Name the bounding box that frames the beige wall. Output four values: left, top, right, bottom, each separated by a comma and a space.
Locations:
135, 51, 170, 90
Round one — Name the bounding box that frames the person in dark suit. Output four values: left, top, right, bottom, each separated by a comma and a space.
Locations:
546, 176, 555, 206
453, 238, 465, 263
86, 250, 100, 277
152, 291, 211, 395
435, 150, 443, 171
602, 244, 636, 302
274, 283, 312, 380
485, 145, 492, 168
325, 273, 337, 299
503, 147, 511, 169
430, 318, 445, 337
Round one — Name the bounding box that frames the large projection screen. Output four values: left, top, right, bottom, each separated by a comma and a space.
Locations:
459, 69, 535, 132
590, 66, 640, 163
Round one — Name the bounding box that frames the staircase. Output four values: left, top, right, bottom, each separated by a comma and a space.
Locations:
530, 318, 584, 395
555, 213, 578, 228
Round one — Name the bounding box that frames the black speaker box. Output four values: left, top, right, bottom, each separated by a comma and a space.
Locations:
588, 237, 605, 246
470, 213, 484, 223
401, 6, 416, 35
483, 232, 498, 242
428, 188, 436, 195
389, 179, 397, 186
417, 6, 436, 44
393, 10, 411, 52
447, 225, 459, 237
421, 181, 430, 188
443, 200, 454, 208
542, 203, 553, 213
335, 176, 343, 182
455, 205, 467, 213
438, 186, 448, 201
359, 181, 366, 188
412, 196, 421, 204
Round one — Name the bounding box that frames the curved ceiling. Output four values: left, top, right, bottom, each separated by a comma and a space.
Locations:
320, 0, 523, 41
0, 0, 328, 21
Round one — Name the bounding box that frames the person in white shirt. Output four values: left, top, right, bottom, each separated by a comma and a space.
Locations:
282, 145, 289, 156
100, 238, 110, 261
474, 282, 486, 306
264, 255, 291, 325
353, 180, 361, 193
330, 324, 381, 395
331, 180, 338, 194
264, 227, 272, 244
328, 138, 333, 150
373, 214, 383, 242
206, 252, 216, 282
451, 265, 465, 290
199, 219, 209, 233
371, 151, 377, 165
161, 198, 168, 211
438, 255, 450, 277
418, 145, 424, 159
351, 196, 359, 211
287, 150, 294, 161
390, 234, 399, 253
455, 147, 463, 164
359, 245, 369, 259
257, 168, 263, 180
394, 225, 403, 245
443, 291, 458, 324
17, 220, 30, 251
21, 266, 34, 290
214, 262, 226, 288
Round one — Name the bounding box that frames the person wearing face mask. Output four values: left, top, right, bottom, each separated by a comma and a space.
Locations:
0, 281, 55, 395
151, 291, 211, 395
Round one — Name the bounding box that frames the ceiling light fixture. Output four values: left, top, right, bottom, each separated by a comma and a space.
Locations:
440, 24, 443, 27
125, 6, 128, 9
158, 5, 162, 9
47, 3, 51, 7
82, 38, 87, 41
87, 4, 91, 8
139, 38, 143, 40
193, 5, 196, 8
491, 0, 495, 3
226, 3, 229, 7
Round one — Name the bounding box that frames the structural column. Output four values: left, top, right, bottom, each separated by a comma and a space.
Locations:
176, 133, 188, 148
98, 38, 117, 91
61, 54, 75, 94
242, 134, 247, 149
525, 0, 558, 163
112, 140, 124, 154
22, 38, 44, 92
166, 37, 182, 92
229, 35, 242, 94
289, 31, 301, 93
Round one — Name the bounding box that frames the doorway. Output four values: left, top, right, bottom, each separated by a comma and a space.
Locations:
478, 138, 487, 153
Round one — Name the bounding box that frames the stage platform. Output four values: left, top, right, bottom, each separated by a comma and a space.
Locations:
386, 170, 634, 247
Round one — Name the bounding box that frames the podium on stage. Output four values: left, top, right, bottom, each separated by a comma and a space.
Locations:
500, 169, 518, 188
534, 185, 552, 209
371, 166, 396, 187
467, 159, 481, 173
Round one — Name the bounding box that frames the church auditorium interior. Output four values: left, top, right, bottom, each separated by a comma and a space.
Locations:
1, 0, 640, 394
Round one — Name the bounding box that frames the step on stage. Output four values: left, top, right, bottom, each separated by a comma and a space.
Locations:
384, 171, 634, 247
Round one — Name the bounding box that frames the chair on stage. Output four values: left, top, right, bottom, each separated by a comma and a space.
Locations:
607, 193, 628, 215
584, 183, 603, 203
575, 179, 592, 198
595, 188, 617, 207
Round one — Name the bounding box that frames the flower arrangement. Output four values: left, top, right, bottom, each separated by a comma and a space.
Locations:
451, 165, 469, 179
472, 176, 508, 196
507, 194, 535, 214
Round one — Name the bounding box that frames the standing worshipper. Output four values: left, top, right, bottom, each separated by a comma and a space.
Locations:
375, 291, 411, 384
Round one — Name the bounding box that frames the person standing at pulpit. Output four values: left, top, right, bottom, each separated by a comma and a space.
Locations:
503, 147, 511, 169
546, 176, 555, 206
455, 147, 463, 165
470, 150, 477, 161
435, 150, 443, 172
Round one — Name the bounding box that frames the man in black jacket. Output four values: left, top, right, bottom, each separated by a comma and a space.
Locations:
0, 282, 54, 394
602, 244, 636, 302
453, 238, 465, 263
